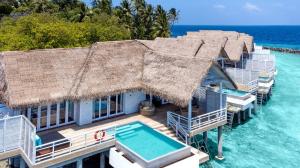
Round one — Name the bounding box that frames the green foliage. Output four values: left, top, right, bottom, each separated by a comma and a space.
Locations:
92, 0, 112, 15
0, 0, 178, 51
0, 14, 130, 51
0, 3, 14, 18
116, 0, 177, 40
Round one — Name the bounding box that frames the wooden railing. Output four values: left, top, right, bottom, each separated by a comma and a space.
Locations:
167, 108, 227, 140
35, 126, 116, 163
247, 79, 259, 93
0, 115, 36, 164
167, 112, 188, 144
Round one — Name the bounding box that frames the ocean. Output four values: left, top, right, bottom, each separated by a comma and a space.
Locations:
172, 25, 300, 50
171, 26, 300, 168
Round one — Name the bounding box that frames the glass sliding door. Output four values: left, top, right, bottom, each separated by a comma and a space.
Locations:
40, 106, 47, 129
50, 104, 57, 127
68, 101, 75, 122
93, 99, 100, 119
100, 98, 108, 118
93, 98, 109, 121
31, 107, 38, 127
110, 96, 117, 116
117, 94, 123, 114
59, 102, 66, 125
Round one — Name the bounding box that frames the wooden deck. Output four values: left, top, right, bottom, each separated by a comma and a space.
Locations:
37, 104, 180, 144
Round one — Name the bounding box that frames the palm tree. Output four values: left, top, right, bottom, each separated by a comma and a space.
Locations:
92, 0, 112, 15
144, 4, 154, 39
132, 0, 147, 39
115, 0, 134, 37
168, 8, 179, 25
152, 5, 170, 38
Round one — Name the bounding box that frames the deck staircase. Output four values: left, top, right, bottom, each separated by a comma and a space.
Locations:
226, 112, 234, 129
257, 93, 265, 105
191, 135, 214, 168
152, 123, 181, 141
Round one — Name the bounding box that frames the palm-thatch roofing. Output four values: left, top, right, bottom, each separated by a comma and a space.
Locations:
0, 31, 253, 108
140, 36, 228, 61
0, 40, 217, 108
185, 30, 253, 62
240, 34, 254, 52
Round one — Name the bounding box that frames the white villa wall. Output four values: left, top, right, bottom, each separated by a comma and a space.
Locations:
206, 89, 227, 113
77, 100, 93, 126
124, 91, 146, 114
0, 104, 13, 117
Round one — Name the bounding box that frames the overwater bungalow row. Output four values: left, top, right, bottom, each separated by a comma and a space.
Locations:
185, 30, 276, 103
176, 31, 258, 125
0, 39, 237, 168
0, 31, 276, 168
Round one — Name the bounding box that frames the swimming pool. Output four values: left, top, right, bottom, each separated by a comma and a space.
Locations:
115, 121, 186, 161
220, 88, 250, 97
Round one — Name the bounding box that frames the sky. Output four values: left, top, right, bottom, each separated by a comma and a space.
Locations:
85, 0, 300, 25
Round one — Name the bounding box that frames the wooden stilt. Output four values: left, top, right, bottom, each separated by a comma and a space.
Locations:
100, 153, 105, 168
203, 131, 208, 144
215, 126, 224, 160
238, 112, 241, 124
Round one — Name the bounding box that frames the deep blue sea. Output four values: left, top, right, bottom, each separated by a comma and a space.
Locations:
171, 26, 300, 168
172, 25, 300, 50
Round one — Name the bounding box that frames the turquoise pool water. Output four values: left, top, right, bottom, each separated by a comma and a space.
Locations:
221, 88, 249, 97
116, 122, 185, 161
207, 51, 300, 167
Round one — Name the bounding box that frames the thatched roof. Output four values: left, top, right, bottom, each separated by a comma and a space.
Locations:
0, 31, 254, 108
240, 34, 254, 52
0, 40, 216, 108
142, 51, 212, 106
140, 36, 227, 61
185, 30, 253, 61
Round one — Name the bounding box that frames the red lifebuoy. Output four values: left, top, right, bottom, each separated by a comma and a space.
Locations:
94, 130, 106, 141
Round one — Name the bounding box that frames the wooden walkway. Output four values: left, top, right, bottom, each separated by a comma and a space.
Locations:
37, 104, 180, 144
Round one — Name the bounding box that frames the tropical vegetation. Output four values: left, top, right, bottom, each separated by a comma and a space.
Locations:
0, 0, 179, 51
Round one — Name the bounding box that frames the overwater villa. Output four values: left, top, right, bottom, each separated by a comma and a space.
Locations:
0, 31, 275, 168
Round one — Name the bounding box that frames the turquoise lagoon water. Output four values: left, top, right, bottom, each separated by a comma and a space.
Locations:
115, 122, 185, 161
221, 89, 249, 97
206, 51, 300, 168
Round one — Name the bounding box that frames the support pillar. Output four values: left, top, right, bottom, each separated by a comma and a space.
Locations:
203, 131, 208, 144
100, 153, 105, 168
20, 158, 25, 168
248, 108, 252, 118
243, 111, 246, 120
77, 158, 83, 168
237, 112, 241, 124
149, 93, 153, 106
215, 126, 224, 160
188, 99, 192, 132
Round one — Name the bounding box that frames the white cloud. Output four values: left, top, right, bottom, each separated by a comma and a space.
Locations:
213, 4, 226, 9
244, 2, 261, 12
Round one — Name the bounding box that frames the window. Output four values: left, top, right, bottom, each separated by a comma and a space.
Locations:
50, 104, 57, 127
93, 99, 100, 119
20, 108, 28, 117
68, 101, 74, 122
59, 102, 66, 124
40, 106, 47, 129
117, 94, 123, 113
100, 97, 108, 117
110, 96, 116, 115
31, 107, 38, 126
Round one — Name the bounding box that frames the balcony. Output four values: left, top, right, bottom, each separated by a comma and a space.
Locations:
0, 104, 209, 167
167, 108, 227, 143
